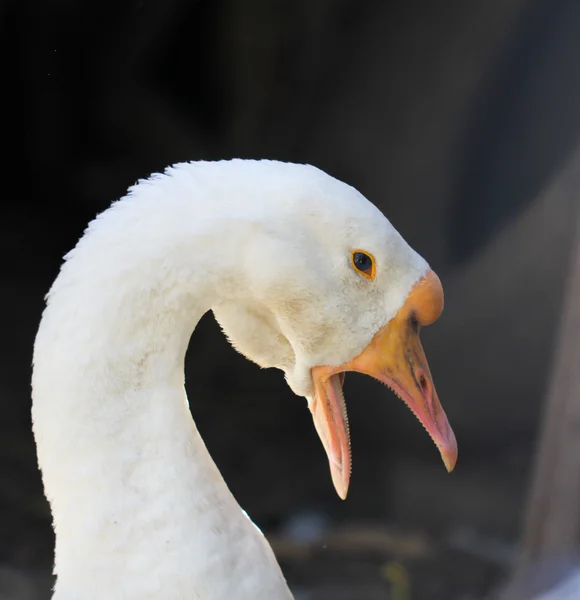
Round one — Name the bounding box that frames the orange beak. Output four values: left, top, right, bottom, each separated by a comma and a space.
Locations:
310, 270, 457, 499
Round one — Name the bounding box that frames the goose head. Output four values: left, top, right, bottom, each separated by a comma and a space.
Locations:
210, 162, 457, 499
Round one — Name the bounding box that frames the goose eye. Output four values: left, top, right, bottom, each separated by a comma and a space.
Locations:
351, 250, 376, 280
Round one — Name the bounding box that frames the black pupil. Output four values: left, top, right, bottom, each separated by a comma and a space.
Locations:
354, 252, 371, 271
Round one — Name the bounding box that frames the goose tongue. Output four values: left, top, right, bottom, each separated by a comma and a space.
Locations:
310, 270, 457, 499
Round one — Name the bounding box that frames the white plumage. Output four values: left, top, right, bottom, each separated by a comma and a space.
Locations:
32, 159, 454, 599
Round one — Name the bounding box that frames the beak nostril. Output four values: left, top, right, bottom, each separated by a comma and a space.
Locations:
419, 374, 428, 393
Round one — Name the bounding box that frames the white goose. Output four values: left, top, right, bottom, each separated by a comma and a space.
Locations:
32, 160, 457, 600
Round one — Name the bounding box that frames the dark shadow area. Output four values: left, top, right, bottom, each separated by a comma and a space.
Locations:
453, 0, 580, 261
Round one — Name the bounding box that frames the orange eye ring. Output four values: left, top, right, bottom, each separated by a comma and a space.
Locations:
351, 250, 376, 280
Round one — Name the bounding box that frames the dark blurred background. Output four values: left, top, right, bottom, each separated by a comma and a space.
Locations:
3, 0, 580, 598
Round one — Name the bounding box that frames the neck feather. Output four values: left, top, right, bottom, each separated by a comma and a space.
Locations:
31, 165, 292, 599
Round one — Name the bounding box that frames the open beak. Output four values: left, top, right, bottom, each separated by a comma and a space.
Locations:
309, 270, 457, 499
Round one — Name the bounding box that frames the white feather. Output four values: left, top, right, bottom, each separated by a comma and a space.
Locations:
32, 159, 428, 599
